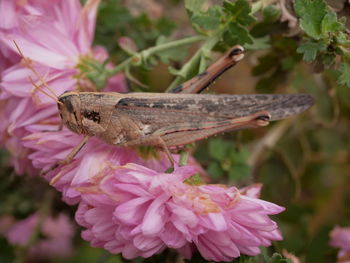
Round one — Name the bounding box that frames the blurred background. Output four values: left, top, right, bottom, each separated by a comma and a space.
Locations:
1, 0, 350, 262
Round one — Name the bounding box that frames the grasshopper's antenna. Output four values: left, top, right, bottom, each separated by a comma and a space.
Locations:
28, 76, 61, 104
13, 40, 63, 105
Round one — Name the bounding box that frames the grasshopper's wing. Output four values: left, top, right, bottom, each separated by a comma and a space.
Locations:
115, 93, 314, 122
112, 93, 314, 147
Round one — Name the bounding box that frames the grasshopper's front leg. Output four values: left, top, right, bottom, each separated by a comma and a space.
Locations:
43, 135, 91, 185
168, 45, 245, 94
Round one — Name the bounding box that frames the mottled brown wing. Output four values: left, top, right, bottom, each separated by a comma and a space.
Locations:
114, 93, 314, 123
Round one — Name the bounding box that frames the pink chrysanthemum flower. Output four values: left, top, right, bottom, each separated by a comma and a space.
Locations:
0, 45, 19, 73
0, 0, 183, 204
2, 213, 75, 260
75, 163, 284, 261
330, 226, 350, 263
0, 0, 105, 175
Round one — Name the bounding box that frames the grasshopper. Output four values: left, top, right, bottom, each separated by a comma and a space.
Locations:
14, 42, 314, 184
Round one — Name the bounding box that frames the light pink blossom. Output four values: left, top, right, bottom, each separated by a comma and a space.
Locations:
75, 163, 284, 261
0, 0, 103, 175
0, 0, 186, 206
330, 226, 350, 263
23, 133, 184, 204
2, 213, 75, 260
0, 0, 170, 198
0, 46, 19, 73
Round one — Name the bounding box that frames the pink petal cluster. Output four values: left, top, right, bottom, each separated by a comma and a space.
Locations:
0, 0, 106, 175
76, 163, 284, 261
2, 213, 75, 260
0, 0, 179, 204
330, 226, 350, 263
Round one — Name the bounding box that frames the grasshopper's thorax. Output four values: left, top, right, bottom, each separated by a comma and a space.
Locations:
58, 92, 85, 135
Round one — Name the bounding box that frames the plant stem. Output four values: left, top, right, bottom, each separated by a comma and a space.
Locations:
179, 151, 189, 166
142, 35, 205, 58
106, 57, 132, 77
166, 33, 221, 92
106, 35, 205, 77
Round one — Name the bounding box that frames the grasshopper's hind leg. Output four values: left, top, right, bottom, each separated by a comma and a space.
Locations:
157, 112, 271, 147
167, 45, 244, 94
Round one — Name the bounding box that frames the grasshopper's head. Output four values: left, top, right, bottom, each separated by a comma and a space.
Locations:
58, 92, 84, 134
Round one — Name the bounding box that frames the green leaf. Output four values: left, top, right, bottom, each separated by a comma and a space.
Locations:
155, 17, 177, 36
236, 255, 253, 263
244, 36, 270, 50
191, 6, 222, 30
185, 0, 205, 13
294, 0, 328, 39
168, 66, 184, 77
252, 54, 277, 76
227, 146, 251, 180
321, 12, 343, 35
338, 62, 350, 87
208, 138, 230, 161
270, 253, 292, 263
223, 22, 253, 46
223, 0, 256, 25
263, 253, 292, 263
156, 36, 188, 63
336, 32, 350, 46
230, 147, 250, 163
321, 52, 336, 68
183, 173, 204, 185
207, 162, 224, 179
282, 56, 299, 71
263, 5, 281, 23
296, 41, 327, 62
255, 71, 286, 93
228, 164, 251, 180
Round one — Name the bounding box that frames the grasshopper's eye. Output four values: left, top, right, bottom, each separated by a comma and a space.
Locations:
82, 110, 101, 123
63, 99, 74, 113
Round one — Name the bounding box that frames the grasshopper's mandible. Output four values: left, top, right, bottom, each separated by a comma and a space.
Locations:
15, 42, 314, 184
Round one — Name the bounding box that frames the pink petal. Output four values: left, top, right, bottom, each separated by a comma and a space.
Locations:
160, 223, 187, 248
133, 235, 163, 251
121, 243, 140, 260
199, 213, 227, 232
114, 197, 152, 225
167, 202, 199, 228
141, 193, 169, 235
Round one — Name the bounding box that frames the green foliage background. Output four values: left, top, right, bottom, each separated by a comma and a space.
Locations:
1, 0, 350, 262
